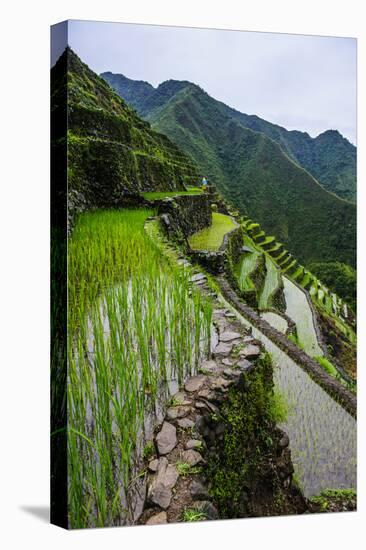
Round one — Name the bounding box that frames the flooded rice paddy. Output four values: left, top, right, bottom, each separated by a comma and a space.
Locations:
221, 298, 356, 497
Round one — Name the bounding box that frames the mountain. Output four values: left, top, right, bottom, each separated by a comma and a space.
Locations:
102, 74, 356, 269
222, 107, 357, 202
102, 73, 357, 203
51, 49, 200, 219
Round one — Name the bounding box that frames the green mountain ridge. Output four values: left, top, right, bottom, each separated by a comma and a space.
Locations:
51, 49, 200, 220
102, 73, 355, 268
102, 72, 357, 202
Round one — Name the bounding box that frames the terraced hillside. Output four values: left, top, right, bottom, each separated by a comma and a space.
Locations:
103, 73, 356, 269
51, 49, 200, 223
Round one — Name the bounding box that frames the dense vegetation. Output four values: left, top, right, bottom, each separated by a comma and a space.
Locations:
223, 108, 356, 202
51, 49, 201, 223
68, 209, 212, 527
207, 354, 289, 518
308, 261, 356, 313
103, 74, 356, 269
103, 72, 356, 202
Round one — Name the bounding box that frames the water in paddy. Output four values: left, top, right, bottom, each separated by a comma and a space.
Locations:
220, 298, 356, 497
258, 255, 279, 309
283, 276, 323, 357
260, 311, 288, 333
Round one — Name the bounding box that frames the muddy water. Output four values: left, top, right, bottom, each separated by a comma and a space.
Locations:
221, 298, 356, 497
283, 276, 323, 358
260, 311, 288, 334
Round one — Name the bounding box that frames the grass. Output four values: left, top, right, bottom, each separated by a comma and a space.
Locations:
181, 508, 207, 522
142, 187, 203, 200
309, 489, 356, 511
188, 212, 237, 251
176, 462, 202, 477
67, 209, 212, 528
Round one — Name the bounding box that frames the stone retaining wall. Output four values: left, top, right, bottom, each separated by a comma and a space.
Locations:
157, 194, 212, 239
188, 225, 243, 275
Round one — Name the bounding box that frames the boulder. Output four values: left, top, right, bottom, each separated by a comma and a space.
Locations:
240, 344, 261, 359
185, 375, 206, 393
185, 439, 203, 450
200, 359, 219, 373
147, 457, 178, 509
190, 480, 209, 500
146, 511, 168, 525
209, 376, 231, 391
172, 391, 191, 405
279, 434, 290, 449
236, 358, 254, 372
156, 422, 177, 455
219, 331, 241, 342
148, 458, 159, 472
194, 500, 219, 520
166, 405, 191, 420
181, 449, 204, 466
177, 418, 195, 429
213, 342, 233, 355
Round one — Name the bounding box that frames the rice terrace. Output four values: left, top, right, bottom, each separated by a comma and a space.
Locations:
51, 23, 357, 529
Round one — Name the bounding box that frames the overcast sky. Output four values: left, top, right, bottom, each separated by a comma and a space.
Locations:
60, 20, 356, 144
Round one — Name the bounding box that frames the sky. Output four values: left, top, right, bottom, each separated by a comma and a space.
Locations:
54, 20, 357, 144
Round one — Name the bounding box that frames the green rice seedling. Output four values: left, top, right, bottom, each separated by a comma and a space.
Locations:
188, 212, 237, 251
67, 209, 212, 528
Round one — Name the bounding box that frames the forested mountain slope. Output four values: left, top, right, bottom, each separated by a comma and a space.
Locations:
102, 73, 355, 268
102, 72, 356, 202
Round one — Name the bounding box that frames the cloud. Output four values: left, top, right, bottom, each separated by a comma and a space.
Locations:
67, 20, 357, 144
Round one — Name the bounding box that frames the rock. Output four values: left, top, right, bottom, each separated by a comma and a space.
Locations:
214, 342, 233, 355
190, 480, 209, 500
197, 389, 216, 401
191, 273, 206, 283
279, 434, 290, 449
197, 388, 210, 399
195, 401, 208, 410
195, 415, 206, 433
209, 376, 231, 391
200, 360, 219, 373
236, 358, 254, 372
201, 400, 219, 414
148, 458, 159, 472
241, 344, 261, 359
243, 335, 254, 343
172, 391, 191, 405
215, 423, 226, 436
177, 418, 195, 429
146, 511, 167, 525
224, 312, 236, 318
223, 368, 240, 379
147, 458, 178, 509
166, 405, 191, 420
222, 358, 233, 366
185, 375, 206, 393
181, 449, 204, 466
194, 500, 219, 520
219, 331, 241, 342
156, 422, 177, 455
185, 439, 203, 450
